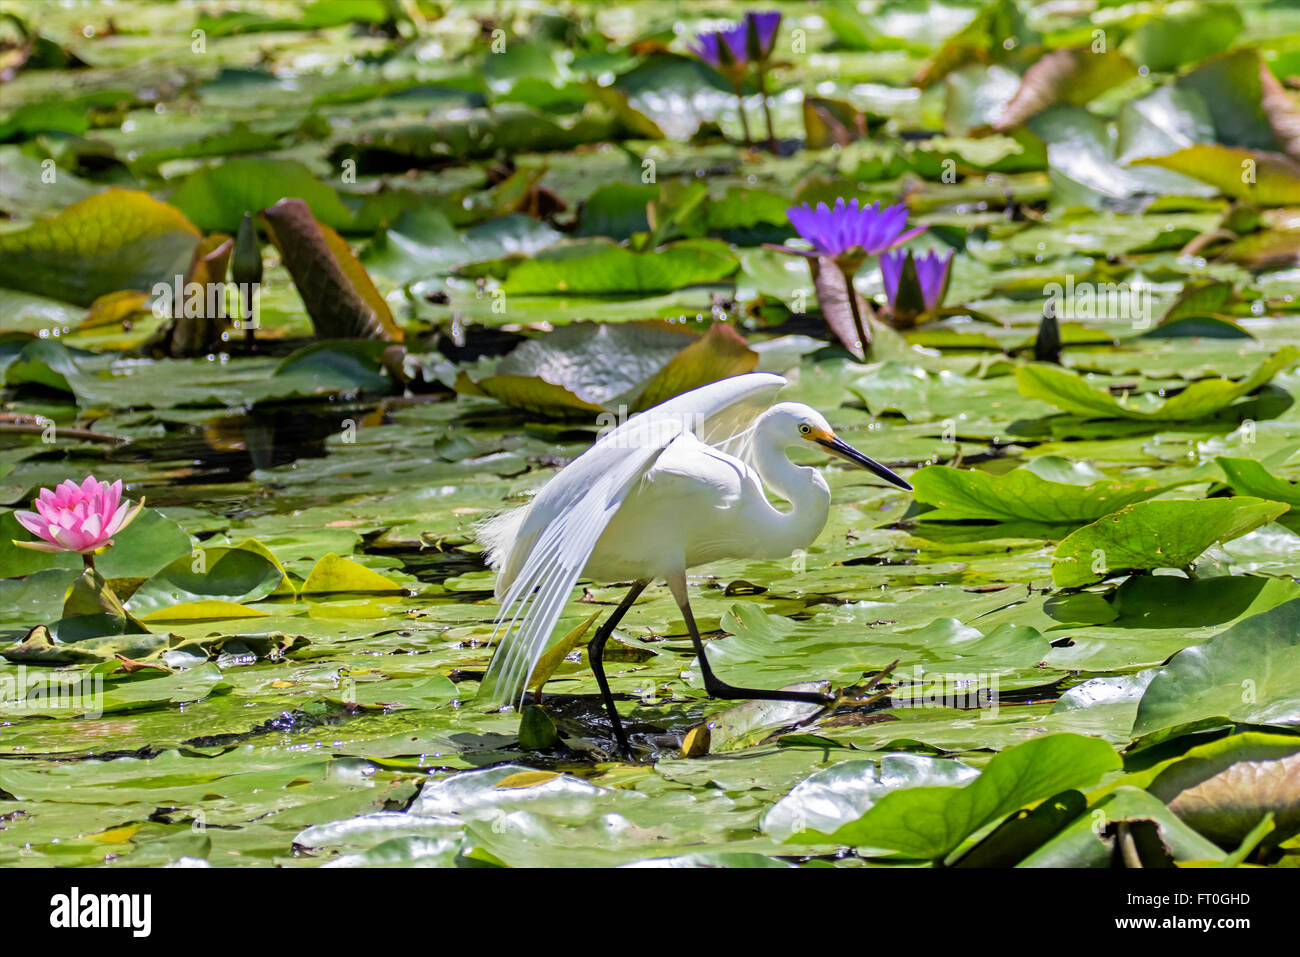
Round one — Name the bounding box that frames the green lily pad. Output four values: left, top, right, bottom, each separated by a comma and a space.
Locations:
776, 733, 1120, 859
499, 239, 737, 295
300, 554, 406, 596
1132, 597, 1300, 742
1017, 347, 1300, 422
1017, 786, 1224, 867
1216, 456, 1300, 510
0, 188, 200, 306
912, 463, 1170, 524
1051, 497, 1291, 588
459, 320, 756, 417
169, 157, 355, 232
125, 546, 282, 617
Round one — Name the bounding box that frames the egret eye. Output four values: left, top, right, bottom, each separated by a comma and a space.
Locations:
799, 424, 811, 435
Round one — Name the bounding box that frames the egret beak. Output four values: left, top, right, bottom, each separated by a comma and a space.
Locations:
815, 434, 912, 490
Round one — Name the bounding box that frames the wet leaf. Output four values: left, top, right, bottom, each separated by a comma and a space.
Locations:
912, 463, 1170, 524
779, 734, 1120, 859
0, 189, 199, 306
1017, 347, 1300, 421
1132, 597, 1300, 741
1052, 498, 1290, 588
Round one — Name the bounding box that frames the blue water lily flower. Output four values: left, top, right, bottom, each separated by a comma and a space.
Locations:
747, 11, 782, 60
785, 199, 925, 268
690, 24, 748, 71
881, 247, 954, 318
691, 12, 783, 151
691, 11, 781, 69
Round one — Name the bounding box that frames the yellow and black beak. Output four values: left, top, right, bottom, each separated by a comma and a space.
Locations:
814, 432, 912, 491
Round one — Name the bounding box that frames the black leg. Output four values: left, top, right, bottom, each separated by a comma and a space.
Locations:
588, 580, 648, 759
678, 593, 835, 706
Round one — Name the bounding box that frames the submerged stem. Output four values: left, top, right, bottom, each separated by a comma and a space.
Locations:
757, 63, 778, 154
732, 83, 753, 148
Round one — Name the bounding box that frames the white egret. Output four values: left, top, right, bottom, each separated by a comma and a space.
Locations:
476, 372, 912, 756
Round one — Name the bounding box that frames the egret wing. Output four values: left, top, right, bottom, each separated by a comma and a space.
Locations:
477, 372, 785, 709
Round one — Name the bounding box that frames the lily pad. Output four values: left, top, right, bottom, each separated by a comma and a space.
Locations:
1017, 347, 1300, 421
0, 189, 200, 306
1051, 497, 1290, 588
1132, 597, 1300, 742
912, 463, 1171, 524
775, 733, 1120, 859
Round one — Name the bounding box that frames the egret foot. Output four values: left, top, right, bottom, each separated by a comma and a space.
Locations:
672, 574, 837, 709
587, 581, 649, 761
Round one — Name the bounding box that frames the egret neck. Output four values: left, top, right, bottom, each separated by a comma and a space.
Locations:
751, 412, 831, 558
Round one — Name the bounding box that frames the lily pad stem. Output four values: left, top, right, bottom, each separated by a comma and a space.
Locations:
757, 62, 778, 154
732, 81, 753, 148
840, 265, 871, 362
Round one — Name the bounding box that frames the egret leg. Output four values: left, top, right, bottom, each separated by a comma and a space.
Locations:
587, 580, 648, 759
669, 572, 835, 706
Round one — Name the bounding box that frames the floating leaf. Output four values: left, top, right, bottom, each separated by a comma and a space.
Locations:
1052, 498, 1291, 588
301, 553, 405, 595
170, 157, 354, 232
1133, 145, 1300, 207
780, 734, 1120, 859
125, 546, 283, 618
1132, 598, 1300, 741
1017, 347, 1300, 421
1119, 2, 1242, 72
912, 463, 1170, 524
1018, 787, 1223, 867
763, 753, 981, 844
499, 238, 736, 295
460, 320, 756, 417
0, 188, 199, 306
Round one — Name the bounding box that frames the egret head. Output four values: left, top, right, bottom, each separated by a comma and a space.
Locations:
767, 402, 912, 491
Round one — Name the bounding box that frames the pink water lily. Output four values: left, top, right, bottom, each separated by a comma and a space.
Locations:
13, 476, 143, 554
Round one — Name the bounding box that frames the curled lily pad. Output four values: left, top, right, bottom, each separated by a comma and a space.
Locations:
1133, 145, 1300, 207
1216, 456, 1300, 516
1017, 347, 1300, 422
1017, 786, 1223, 867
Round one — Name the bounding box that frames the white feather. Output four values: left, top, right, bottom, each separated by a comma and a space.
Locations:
475, 372, 786, 709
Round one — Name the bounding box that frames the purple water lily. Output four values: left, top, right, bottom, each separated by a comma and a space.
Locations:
747, 11, 782, 60
690, 12, 781, 69
785, 199, 926, 265
690, 24, 748, 71
691, 12, 783, 151
777, 198, 928, 360
881, 247, 954, 315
